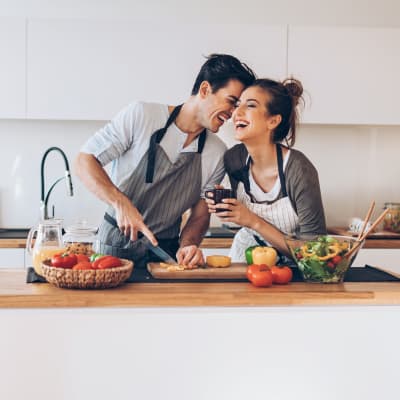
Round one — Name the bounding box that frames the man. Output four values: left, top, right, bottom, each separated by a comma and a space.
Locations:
75, 54, 256, 269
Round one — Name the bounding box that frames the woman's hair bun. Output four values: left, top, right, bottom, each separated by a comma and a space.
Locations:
283, 78, 303, 106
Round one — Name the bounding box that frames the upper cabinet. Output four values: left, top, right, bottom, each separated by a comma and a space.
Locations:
0, 17, 26, 119
288, 26, 400, 125
27, 19, 287, 120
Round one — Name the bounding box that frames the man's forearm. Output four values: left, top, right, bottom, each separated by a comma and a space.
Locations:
179, 201, 210, 248
74, 152, 124, 207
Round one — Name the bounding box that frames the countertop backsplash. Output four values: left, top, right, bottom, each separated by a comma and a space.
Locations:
1, 118, 399, 230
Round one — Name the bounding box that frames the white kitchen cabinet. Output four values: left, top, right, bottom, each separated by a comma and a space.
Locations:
27, 19, 287, 120
0, 249, 25, 268
288, 26, 400, 125
353, 248, 400, 274
0, 17, 26, 118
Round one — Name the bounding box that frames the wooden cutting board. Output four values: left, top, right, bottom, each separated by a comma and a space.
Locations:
328, 227, 400, 239
147, 262, 248, 279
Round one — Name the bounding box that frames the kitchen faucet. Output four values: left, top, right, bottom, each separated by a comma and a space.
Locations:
40, 146, 74, 220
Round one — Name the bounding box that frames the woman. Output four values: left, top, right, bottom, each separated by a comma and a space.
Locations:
207, 78, 326, 262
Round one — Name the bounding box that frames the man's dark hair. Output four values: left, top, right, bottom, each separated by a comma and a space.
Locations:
191, 54, 256, 95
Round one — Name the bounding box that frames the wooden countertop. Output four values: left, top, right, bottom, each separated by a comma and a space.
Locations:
1, 269, 399, 309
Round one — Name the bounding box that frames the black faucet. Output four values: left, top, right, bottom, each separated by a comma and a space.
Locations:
40, 146, 74, 220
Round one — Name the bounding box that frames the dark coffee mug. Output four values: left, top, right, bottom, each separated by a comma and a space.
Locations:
205, 188, 235, 213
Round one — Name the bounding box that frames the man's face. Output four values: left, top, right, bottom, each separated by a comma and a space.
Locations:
200, 79, 245, 133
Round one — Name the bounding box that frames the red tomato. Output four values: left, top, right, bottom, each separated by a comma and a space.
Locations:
76, 254, 90, 263
51, 253, 77, 268
92, 255, 114, 269
72, 261, 93, 270
97, 256, 122, 269
332, 255, 342, 265
270, 265, 293, 284
246, 264, 272, 287
327, 262, 335, 269
246, 264, 268, 281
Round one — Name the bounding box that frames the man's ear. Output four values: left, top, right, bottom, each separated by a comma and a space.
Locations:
199, 81, 212, 99
267, 114, 282, 130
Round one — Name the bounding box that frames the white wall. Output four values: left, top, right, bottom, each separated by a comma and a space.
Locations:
1, 119, 399, 229
1, 0, 400, 229
2, 0, 400, 27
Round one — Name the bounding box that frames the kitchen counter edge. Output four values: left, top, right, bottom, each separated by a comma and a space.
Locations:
0, 269, 400, 309
2, 237, 400, 249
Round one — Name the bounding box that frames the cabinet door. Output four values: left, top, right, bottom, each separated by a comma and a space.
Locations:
353, 249, 400, 274
288, 27, 400, 124
27, 19, 286, 120
0, 17, 26, 118
0, 249, 25, 268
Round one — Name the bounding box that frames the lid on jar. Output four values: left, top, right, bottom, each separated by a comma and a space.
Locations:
64, 222, 98, 235
384, 202, 400, 209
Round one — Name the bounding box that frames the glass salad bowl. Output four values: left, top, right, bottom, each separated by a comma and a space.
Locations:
285, 235, 364, 283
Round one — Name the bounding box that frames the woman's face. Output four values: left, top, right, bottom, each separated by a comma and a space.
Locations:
232, 86, 276, 142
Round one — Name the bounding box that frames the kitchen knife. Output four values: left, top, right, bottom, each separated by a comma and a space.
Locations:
145, 242, 177, 264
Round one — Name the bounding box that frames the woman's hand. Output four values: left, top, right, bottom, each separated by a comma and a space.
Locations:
215, 198, 258, 228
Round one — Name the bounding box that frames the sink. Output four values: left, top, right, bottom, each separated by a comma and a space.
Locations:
0, 228, 30, 239
204, 227, 235, 238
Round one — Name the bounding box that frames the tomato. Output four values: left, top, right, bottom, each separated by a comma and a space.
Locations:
97, 256, 122, 269
332, 255, 342, 265
270, 265, 293, 284
76, 254, 90, 263
326, 262, 335, 269
72, 261, 93, 270
247, 264, 268, 281
92, 255, 114, 269
51, 253, 77, 268
246, 264, 273, 287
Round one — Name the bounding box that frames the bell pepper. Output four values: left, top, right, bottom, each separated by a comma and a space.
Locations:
90, 253, 104, 262
51, 252, 77, 268
316, 245, 340, 261
245, 246, 277, 267
245, 246, 257, 264
252, 246, 278, 267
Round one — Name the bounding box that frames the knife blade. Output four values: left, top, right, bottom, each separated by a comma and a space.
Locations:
145, 242, 177, 264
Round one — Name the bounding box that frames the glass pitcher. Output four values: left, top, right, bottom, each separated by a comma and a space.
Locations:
26, 219, 66, 276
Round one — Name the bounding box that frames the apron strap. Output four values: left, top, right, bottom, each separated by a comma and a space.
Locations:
197, 130, 207, 153
244, 144, 288, 201
146, 104, 183, 183
276, 144, 288, 197
145, 104, 207, 183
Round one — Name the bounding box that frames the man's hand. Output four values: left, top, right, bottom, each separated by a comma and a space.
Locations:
113, 195, 158, 246
176, 245, 204, 269
75, 153, 158, 246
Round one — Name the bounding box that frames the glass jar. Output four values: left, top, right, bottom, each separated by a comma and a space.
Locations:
26, 219, 66, 276
63, 222, 98, 255
383, 203, 400, 233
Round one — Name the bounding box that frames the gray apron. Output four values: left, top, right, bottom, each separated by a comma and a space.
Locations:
96, 104, 207, 268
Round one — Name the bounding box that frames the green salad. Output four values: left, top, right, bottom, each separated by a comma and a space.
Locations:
290, 235, 353, 283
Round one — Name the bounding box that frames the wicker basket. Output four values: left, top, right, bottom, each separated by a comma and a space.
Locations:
41, 258, 133, 289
